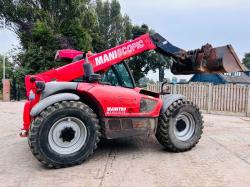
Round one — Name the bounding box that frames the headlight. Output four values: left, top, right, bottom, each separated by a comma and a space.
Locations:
140, 98, 157, 113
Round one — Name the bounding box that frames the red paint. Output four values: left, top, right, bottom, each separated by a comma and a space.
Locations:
22, 33, 158, 132
55, 49, 83, 60
24, 33, 156, 94
77, 83, 162, 118
22, 101, 31, 130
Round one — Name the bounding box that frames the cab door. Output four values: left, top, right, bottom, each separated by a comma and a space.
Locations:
98, 62, 140, 117
89, 62, 161, 118
101, 62, 135, 89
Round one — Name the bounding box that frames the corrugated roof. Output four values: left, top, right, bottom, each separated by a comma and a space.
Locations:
220, 72, 250, 84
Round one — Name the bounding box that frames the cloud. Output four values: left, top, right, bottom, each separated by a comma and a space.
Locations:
120, 0, 250, 10
159, 0, 250, 8
118, 0, 250, 80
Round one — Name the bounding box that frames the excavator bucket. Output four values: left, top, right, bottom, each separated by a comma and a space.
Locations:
171, 44, 248, 75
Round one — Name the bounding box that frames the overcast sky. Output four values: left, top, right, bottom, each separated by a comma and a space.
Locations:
118, 0, 250, 58
0, 0, 249, 81
118, 0, 250, 80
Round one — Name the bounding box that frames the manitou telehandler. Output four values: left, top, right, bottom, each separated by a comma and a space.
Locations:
20, 32, 246, 168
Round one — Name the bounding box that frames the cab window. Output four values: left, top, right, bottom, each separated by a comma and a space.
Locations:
101, 68, 120, 86
101, 63, 134, 88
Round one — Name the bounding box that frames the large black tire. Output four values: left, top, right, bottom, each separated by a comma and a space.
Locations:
28, 101, 100, 168
155, 99, 203, 152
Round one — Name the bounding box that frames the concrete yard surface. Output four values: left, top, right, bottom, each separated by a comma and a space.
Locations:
0, 101, 250, 187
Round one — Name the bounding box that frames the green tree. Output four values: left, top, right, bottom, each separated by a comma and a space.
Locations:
0, 0, 100, 96
243, 53, 250, 69
0, 0, 170, 90
0, 0, 98, 70
95, 0, 132, 52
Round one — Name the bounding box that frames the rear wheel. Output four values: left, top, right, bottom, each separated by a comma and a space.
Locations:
28, 101, 100, 168
155, 99, 203, 152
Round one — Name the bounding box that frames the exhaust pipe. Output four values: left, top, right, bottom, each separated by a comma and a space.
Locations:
171, 44, 248, 75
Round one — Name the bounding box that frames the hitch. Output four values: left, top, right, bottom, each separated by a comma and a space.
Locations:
19, 129, 28, 137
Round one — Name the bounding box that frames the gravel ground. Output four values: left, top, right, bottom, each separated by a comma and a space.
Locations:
0, 101, 250, 187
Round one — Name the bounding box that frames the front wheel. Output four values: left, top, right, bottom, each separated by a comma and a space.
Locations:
28, 101, 100, 168
155, 99, 203, 152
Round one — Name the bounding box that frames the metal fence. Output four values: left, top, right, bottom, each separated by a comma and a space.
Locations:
147, 83, 250, 116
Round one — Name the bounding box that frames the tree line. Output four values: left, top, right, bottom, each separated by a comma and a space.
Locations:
243, 53, 250, 69
0, 0, 169, 96
0, 0, 249, 99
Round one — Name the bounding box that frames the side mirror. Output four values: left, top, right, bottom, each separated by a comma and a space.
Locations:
161, 81, 171, 95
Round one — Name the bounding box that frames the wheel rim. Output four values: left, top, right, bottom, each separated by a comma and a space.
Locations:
48, 117, 87, 155
174, 112, 195, 141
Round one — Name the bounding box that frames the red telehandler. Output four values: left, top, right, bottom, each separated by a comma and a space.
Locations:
21, 33, 246, 168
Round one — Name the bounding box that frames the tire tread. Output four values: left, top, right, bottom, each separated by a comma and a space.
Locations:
28, 101, 100, 168
155, 99, 203, 152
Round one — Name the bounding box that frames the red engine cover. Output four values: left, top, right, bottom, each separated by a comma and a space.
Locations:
77, 83, 162, 118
